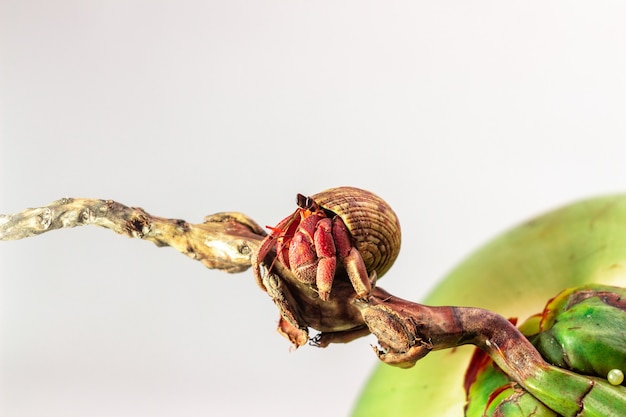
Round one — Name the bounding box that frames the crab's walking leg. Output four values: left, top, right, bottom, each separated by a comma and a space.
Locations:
261, 270, 309, 347
332, 218, 371, 298
0, 198, 266, 273
313, 218, 337, 301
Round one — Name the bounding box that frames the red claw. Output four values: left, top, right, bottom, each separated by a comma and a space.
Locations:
254, 195, 372, 302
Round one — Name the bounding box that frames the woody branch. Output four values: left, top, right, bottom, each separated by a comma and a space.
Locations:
0, 198, 266, 273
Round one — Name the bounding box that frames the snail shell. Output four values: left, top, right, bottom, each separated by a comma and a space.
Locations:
311, 186, 401, 279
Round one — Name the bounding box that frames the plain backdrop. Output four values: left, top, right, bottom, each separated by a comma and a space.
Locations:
1, 2, 625, 416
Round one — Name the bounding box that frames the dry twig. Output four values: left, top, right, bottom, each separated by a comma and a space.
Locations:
0, 198, 265, 273
3, 195, 611, 417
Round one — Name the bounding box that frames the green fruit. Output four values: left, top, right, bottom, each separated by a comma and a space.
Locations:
465, 284, 626, 417
522, 284, 626, 379
464, 348, 558, 417
353, 195, 626, 417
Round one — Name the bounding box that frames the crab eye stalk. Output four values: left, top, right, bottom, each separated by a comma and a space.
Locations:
296, 193, 312, 209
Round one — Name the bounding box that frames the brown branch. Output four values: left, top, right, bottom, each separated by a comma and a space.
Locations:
3, 196, 619, 416
0, 197, 560, 383
5, 196, 624, 417
359, 287, 547, 378
0, 198, 266, 273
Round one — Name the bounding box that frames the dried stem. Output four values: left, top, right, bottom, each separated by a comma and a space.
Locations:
0, 197, 550, 378
0, 198, 266, 273
1, 197, 591, 412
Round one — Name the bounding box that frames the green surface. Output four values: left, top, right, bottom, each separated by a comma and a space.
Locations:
353, 195, 626, 417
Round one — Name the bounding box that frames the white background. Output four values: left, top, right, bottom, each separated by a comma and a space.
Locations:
1, 2, 625, 416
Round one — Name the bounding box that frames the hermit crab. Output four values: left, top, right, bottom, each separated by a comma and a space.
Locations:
252, 186, 401, 346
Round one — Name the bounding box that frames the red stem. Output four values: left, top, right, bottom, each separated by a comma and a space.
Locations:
365, 287, 548, 382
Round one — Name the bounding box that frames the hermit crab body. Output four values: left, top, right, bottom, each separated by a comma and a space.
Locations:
252, 186, 401, 346
254, 186, 401, 300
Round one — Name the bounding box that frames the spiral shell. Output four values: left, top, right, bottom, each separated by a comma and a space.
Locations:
311, 186, 401, 279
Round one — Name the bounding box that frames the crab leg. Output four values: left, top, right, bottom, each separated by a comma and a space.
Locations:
313, 218, 337, 301
332, 218, 371, 298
